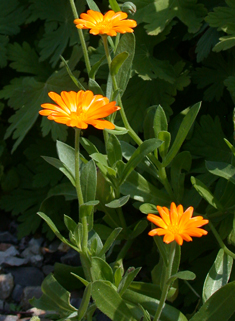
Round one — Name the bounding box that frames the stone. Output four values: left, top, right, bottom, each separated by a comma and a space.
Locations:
3, 257, 28, 267
0, 315, 18, 321
29, 255, 43, 268
0, 232, 17, 244
5, 267, 44, 287
27, 307, 46, 316
42, 265, 54, 276
60, 249, 80, 266
20, 286, 42, 310
12, 284, 24, 302
0, 273, 14, 299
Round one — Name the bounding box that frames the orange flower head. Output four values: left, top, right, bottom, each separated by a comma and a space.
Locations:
74, 10, 137, 36
39, 90, 120, 130
147, 202, 209, 246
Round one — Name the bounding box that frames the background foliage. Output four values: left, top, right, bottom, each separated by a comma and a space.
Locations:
1, 0, 235, 319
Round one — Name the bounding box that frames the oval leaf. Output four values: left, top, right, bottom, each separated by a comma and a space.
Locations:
105, 195, 130, 208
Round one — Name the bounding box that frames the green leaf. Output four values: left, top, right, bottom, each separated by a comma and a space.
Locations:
56, 140, 75, 180
167, 271, 196, 285
128, 282, 161, 300
89, 55, 106, 80
196, 27, 223, 62
119, 138, 163, 185
91, 257, 114, 282
0, 0, 28, 36
77, 283, 92, 321
153, 105, 168, 137
80, 160, 97, 203
105, 195, 130, 208
118, 267, 141, 296
108, 0, 121, 12
134, 0, 206, 35
206, 0, 235, 52
206, 161, 235, 184
107, 134, 122, 167
121, 170, 170, 205
162, 102, 201, 167
115, 33, 135, 94
54, 263, 84, 291
42, 156, 75, 187
37, 211, 78, 250
203, 249, 233, 303
190, 281, 235, 321
158, 131, 171, 159
98, 227, 122, 257
184, 115, 231, 162
193, 52, 235, 102
30, 274, 77, 316
129, 220, 148, 239
191, 176, 224, 211
8, 42, 50, 78
27, 0, 86, 67
111, 52, 129, 76
123, 289, 188, 321
86, 0, 100, 11
139, 203, 158, 214
0, 61, 80, 151
0, 35, 8, 68
92, 281, 136, 321
60, 54, 86, 90
88, 78, 104, 95
170, 151, 192, 203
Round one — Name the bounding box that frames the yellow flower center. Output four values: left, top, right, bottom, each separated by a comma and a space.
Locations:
168, 225, 180, 234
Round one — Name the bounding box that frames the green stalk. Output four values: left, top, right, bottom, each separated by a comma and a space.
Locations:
153, 241, 176, 321
69, 0, 91, 74
74, 129, 92, 281
102, 35, 143, 146
208, 221, 235, 259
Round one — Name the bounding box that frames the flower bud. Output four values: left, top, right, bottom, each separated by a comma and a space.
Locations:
121, 2, 137, 15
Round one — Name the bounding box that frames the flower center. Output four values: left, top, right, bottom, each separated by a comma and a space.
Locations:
168, 225, 180, 234
70, 111, 85, 121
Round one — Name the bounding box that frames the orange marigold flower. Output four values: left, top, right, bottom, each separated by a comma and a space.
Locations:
39, 90, 120, 130
147, 202, 209, 246
74, 10, 137, 36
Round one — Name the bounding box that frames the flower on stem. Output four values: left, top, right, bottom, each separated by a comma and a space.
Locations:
39, 90, 120, 130
147, 202, 209, 245
74, 10, 137, 36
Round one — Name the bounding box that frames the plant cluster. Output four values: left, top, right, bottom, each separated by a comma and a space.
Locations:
1, 0, 235, 320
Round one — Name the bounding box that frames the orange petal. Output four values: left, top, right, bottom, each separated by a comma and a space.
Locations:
147, 214, 168, 229
163, 233, 175, 244
87, 119, 115, 129
170, 202, 179, 225
174, 234, 183, 245
157, 206, 170, 225
48, 92, 71, 114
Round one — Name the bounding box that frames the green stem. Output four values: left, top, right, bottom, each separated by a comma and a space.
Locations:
153, 241, 176, 321
75, 129, 89, 253
102, 35, 174, 199
102, 35, 142, 146
69, 0, 91, 74
116, 239, 133, 261
208, 221, 235, 259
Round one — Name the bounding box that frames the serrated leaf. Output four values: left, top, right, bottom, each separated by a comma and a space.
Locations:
0, 0, 28, 35
0, 35, 8, 68
27, 0, 86, 67
184, 115, 231, 162
0, 62, 80, 151
206, 0, 235, 52
196, 27, 223, 62
193, 51, 235, 102
134, 0, 206, 35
